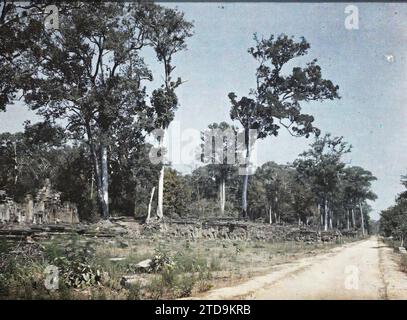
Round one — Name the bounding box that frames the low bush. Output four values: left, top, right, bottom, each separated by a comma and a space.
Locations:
149, 249, 175, 273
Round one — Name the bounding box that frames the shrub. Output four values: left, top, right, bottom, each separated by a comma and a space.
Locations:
176, 274, 196, 298
149, 249, 175, 273
53, 256, 103, 288
45, 236, 104, 289
161, 267, 177, 287
127, 281, 143, 300
43, 240, 65, 262
197, 280, 213, 293
147, 276, 164, 299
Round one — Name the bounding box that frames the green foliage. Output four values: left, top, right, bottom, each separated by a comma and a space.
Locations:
380, 174, 407, 244
45, 236, 104, 289
229, 34, 339, 140
228, 34, 340, 217
126, 281, 143, 300
149, 248, 175, 273
0, 2, 53, 111
0, 241, 48, 299
0, 3, 378, 230
110, 143, 161, 218
380, 199, 407, 243
7, 2, 194, 219
163, 168, 192, 218
293, 134, 376, 231
174, 251, 207, 273
0, 121, 66, 201
176, 274, 196, 298
53, 257, 102, 288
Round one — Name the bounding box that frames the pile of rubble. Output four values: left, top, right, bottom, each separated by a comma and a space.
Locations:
0, 212, 360, 244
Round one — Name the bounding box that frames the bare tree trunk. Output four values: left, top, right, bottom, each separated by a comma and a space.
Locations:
241, 128, 250, 219
269, 205, 272, 224
359, 202, 365, 236
146, 186, 156, 223
86, 125, 106, 219
242, 174, 249, 218
156, 132, 165, 220
90, 173, 94, 200
219, 177, 226, 215
196, 184, 203, 216
219, 182, 223, 215
276, 196, 280, 224
347, 209, 350, 230
222, 179, 226, 213
157, 166, 164, 220
318, 203, 322, 228
90, 147, 104, 216
329, 206, 333, 230
13, 141, 18, 185
351, 208, 356, 229
100, 144, 109, 219
324, 199, 328, 231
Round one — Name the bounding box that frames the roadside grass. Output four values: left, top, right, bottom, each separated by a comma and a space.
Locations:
381, 237, 407, 275
0, 234, 360, 300
400, 253, 407, 273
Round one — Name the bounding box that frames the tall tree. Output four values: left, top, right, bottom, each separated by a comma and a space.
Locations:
163, 168, 191, 218
23, 3, 174, 219
342, 166, 377, 235
145, 5, 193, 220
200, 122, 240, 215
228, 34, 339, 218
109, 124, 160, 218
294, 134, 351, 231
253, 162, 295, 223
291, 171, 317, 226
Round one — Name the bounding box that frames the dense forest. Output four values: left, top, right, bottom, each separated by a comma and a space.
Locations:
0, 1, 377, 234
380, 176, 407, 245
0, 122, 376, 231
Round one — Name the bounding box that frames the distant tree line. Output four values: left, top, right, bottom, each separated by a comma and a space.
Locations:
0, 121, 376, 233
380, 176, 407, 246
192, 129, 375, 233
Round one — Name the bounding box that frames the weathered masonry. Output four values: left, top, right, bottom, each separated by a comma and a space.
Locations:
0, 179, 79, 224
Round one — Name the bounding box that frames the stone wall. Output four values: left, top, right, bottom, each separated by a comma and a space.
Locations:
0, 180, 79, 225
141, 218, 350, 243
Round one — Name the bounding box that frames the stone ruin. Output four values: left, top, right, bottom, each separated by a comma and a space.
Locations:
139, 218, 351, 243
0, 179, 79, 225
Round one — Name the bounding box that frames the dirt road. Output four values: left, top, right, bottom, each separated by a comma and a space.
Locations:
195, 237, 407, 300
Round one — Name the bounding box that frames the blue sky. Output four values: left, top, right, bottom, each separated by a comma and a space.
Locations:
1, 3, 407, 219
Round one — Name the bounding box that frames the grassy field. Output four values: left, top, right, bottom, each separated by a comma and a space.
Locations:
381, 237, 407, 274
0, 234, 358, 300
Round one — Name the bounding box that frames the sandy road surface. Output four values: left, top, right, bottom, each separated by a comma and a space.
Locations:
195, 237, 407, 300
